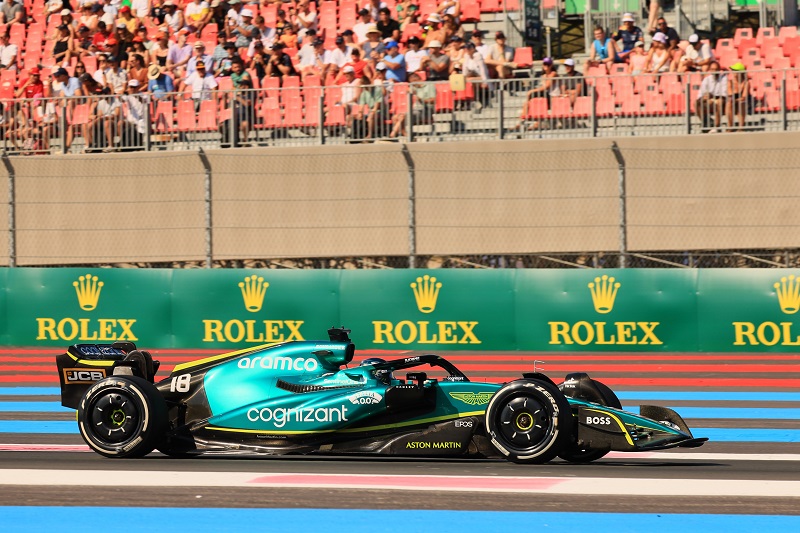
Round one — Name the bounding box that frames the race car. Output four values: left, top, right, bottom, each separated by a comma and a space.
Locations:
55, 327, 707, 462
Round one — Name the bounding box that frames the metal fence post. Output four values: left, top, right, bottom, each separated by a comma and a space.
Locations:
685, 89, 692, 135
401, 144, 416, 268
318, 93, 325, 145
610, 142, 627, 268
590, 84, 597, 138
781, 76, 788, 131
144, 95, 151, 152
59, 108, 68, 154
497, 82, 505, 140
406, 88, 414, 143
1, 151, 14, 267
197, 148, 213, 268
229, 88, 237, 148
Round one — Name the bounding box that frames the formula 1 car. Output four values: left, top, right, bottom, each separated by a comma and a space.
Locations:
56, 327, 707, 462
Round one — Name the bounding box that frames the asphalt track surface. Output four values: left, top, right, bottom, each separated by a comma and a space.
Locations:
1, 348, 799, 518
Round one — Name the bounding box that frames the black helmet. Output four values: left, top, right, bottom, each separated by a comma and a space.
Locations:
360, 358, 392, 384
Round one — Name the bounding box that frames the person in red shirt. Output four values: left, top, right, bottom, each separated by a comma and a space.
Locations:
16, 67, 44, 98
339, 47, 369, 83
92, 21, 113, 49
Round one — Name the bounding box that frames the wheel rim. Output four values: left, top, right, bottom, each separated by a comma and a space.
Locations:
87, 390, 141, 444
496, 395, 553, 452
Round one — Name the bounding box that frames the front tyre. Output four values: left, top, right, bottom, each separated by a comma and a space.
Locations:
77, 376, 167, 458
485, 379, 572, 464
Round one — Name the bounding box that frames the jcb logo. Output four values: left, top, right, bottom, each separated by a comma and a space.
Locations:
64, 369, 106, 384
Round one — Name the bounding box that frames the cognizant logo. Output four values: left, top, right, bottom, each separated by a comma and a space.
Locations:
237, 355, 318, 372
247, 406, 349, 427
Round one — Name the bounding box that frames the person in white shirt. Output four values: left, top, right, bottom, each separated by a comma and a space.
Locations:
470, 30, 491, 62
185, 0, 211, 33
352, 9, 373, 43
129, 0, 148, 18
403, 36, 427, 74
676, 33, 715, 73
323, 36, 353, 81
292, 0, 317, 40
299, 37, 325, 80
183, 61, 217, 103
696, 60, 726, 132
459, 41, 488, 81
163, 1, 184, 34
363, 0, 387, 21
0, 28, 18, 71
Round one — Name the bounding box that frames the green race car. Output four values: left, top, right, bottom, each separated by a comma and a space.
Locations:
56, 327, 707, 462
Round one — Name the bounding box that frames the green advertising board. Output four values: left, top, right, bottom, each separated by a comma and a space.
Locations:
2, 267, 800, 352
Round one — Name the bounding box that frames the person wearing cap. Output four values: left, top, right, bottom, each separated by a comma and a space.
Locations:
359, 24, 385, 62
470, 30, 491, 61
293, 0, 317, 41
50, 23, 74, 66
423, 13, 445, 48
588, 25, 618, 68
363, 0, 389, 22
92, 20, 113, 49
677, 33, 714, 73
16, 68, 44, 99
382, 40, 406, 82
376, 7, 400, 42
116, 5, 137, 34
214, 42, 236, 76
644, 32, 670, 73
0, 0, 25, 26
420, 39, 449, 81
458, 41, 488, 83
266, 41, 297, 80
45, 66, 80, 151
75, 24, 95, 56
651, 17, 680, 52
352, 8, 374, 43
727, 61, 750, 132
182, 58, 217, 104
559, 58, 585, 106
278, 22, 298, 49
339, 64, 363, 132
147, 62, 174, 99
186, 41, 214, 77
186, 0, 212, 34
517, 57, 558, 126
228, 7, 256, 50
485, 31, 517, 79
0, 26, 18, 71
613, 13, 643, 63
356, 60, 390, 139
104, 54, 128, 94
298, 36, 325, 80
390, 70, 434, 138
322, 34, 353, 82
117, 77, 148, 150
273, 8, 294, 36
697, 60, 726, 132
162, 1, 184, 34
627, 40, 647, 74
404, 35, 427, 74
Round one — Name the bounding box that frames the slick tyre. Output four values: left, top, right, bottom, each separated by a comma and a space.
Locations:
77, 376, 168, 458
485, 379, 572, 464
557, 378, 621, 463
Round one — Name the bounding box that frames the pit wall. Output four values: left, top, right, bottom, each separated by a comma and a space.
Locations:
3, 267, 800, 352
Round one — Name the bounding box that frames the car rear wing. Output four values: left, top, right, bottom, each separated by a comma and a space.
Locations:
55, 342, 160, 409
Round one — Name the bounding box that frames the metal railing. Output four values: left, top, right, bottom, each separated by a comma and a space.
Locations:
3, 67, 800, 154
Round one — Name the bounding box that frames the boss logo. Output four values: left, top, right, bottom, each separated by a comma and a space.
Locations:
64, 368, 106, 384
454, 419, 473, 428
586, 416, 612, 426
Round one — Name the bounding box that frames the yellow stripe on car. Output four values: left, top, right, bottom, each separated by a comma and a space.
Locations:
172, 343, 280, 373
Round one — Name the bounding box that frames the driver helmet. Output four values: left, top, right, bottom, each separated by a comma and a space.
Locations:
360, 357, 392, 384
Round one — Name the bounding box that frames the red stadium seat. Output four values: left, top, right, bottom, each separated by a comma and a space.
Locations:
618, 93, 641, 115
197, 99, 218, 131
460, 0, 481, 23
283, 96, 305, 127
778, 26, 798, 45
756, 27, 776, 45
153, 100, 175, 132
177, 100, 197, 132
69, 103, 91, 125
596, 94, 615, 117
550, 97, 571, 119
258, 97, 283, 128
324, 104, 346, 126
572, 96, 591, 118
390, 83, 408, 114
434, 83, 454, 112
512, 47, 533, 68
665, 93, 686, 115
642, 93, 665, 115
523, 98, 548, 120
734, 27, 753, 47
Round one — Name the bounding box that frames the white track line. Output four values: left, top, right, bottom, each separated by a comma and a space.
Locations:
1, 469, 799, 497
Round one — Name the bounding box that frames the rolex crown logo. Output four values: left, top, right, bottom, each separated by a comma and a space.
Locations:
239, 275, 269, 313
774, 275, 800, 314
410, 275, 442, 314
588, 275, 620, 314
73, 274, 104, 311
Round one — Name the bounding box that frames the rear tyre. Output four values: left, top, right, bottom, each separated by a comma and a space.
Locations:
485, 379, 572, 464
77, 376, 167, 458
558, 377, 621, 463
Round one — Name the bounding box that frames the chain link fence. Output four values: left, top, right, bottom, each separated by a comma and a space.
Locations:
3, 134, 800, 268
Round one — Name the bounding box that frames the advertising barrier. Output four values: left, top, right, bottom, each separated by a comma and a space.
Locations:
3, 268, 800, 352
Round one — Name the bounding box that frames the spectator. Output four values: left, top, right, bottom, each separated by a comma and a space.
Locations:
266, 42, 297, 80
441, 13, 463, 43
344, 47, 369, 80
78, 3, 100, 33
92, 20, 113, 50
51, 24, 74, 66
92, 53, 109, 86
447, 35, 465, 65
458, 41, 488, 83
323, 35, 353, 81
215, 42, 237, 76
209, 0, 227, 28
421, 39, 449, 80
130, 36, 151, 65
128, 53, 148, 87
150, 32, 171, 70
677, 34, 714, 73
727, 61, 749, 132
0, 26, 18, 71
249, 40, 269, 80
340, 65, 363, 130
353, 9, 372, 43
559, 58, 584, 106
588, 25, 618, 68
485, 31, 516, 79
104, 54, 128, 95
0, 0, 25, 25
75, 24, 94, 56
293, 0, 317, 40
129, 0, 149, 19
696, 60, 726, 133
279, 23, 298, 49
613, 13, 643, 63
149, 0, 167, 26
651, 16, 682, 65
101, 0, 119, 28
644, 32, 670, 73
147, 62, 174, 99
50, 66, 81, 150
274, 8, 293, 36
648, 0, 660, 34
363, 0, 388, 22
186, 0, 212, 34
628, 41, 647, 74
470, 30, 490, 61
298, 37, 325, 80
183, 60, 217, 105
162, 1, 184, 34
230, 7, 257, 51
87, 74, 120, 152
16, 67, 45, 99
342, 28, 357, 48
119, 79, 147, 149
519, 56, 558, 110
360, 24, 385, 63
423, 14, 445, 48
390, 71, 434, 138
404, 35, 427, 74
186, 41, 214, 76
116, 5, 137, 34
230, 58, 254, 144
376, 7, 400, 42
382, 40, 406, 82
250, 15, 276, 53
358, 64, 389, 139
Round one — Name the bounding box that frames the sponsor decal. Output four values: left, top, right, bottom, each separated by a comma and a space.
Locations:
733, 276, 800, 346
585, 416, 612, 426
37, 275, 139, 342
246, 406, 349, 428
314, 344, 343, 350
548, 275, 662, 346
63, 368, 107, 384
237, 355, 318, 372
202, 319, 304, 343
454, 419, 473, 428
410, 275, 442, 314
403, 356, 420, 363
76, 345, 124, 357
348, 391, 383, 405
449, 392, 493, 406
561, 377, 578, 389
239, 275, 269, 313
405, 441, 461, 449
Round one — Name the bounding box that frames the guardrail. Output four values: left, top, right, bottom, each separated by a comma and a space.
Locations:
3, 67, 800, 155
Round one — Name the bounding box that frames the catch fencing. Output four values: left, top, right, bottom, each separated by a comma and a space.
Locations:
2, 134, 800, 268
